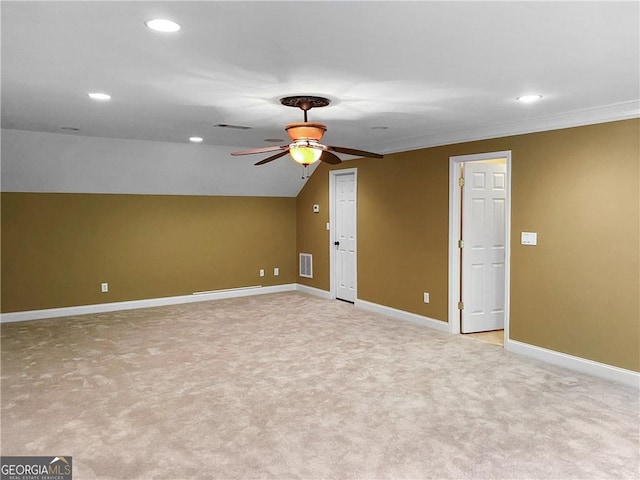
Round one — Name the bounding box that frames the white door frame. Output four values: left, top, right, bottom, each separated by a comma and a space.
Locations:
329, 168, 358, 301
448, 151, 512, 340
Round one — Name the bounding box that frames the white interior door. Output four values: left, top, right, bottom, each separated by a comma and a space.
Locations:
334, 172, 356, 302
461, 161, 507, 333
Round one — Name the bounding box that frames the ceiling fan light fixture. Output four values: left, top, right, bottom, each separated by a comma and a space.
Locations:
230, 95, 381, 168
289, 140, 324, 165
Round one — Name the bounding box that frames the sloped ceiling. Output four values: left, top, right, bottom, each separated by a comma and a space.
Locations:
1, 1, 638, 196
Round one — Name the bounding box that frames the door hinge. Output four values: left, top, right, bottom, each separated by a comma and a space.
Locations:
457, 301, 464, 310
458, 240, 464, 248
458, 177, 465, 187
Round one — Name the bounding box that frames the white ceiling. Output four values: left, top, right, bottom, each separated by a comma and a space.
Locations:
1, 1, 639, 193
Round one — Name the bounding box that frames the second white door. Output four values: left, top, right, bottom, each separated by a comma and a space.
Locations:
334, 172, 357, 302
461, 160, 507, 333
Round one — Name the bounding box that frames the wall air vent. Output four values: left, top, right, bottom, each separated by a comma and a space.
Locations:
214, 123, 253, 130
299, 253, 313, 279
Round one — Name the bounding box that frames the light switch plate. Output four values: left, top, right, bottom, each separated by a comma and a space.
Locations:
521, 232, 538, 246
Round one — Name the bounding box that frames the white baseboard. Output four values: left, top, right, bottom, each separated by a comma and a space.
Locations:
354, 299, 450, 333
506, 339, 639, 389
0, 284, 297, 323
295, 284, 332, 299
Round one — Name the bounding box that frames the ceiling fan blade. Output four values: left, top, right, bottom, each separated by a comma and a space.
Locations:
231, 145, 288, 156
327, 146, 383, 159
254, 149, 290, 166
320, 151, 342, 165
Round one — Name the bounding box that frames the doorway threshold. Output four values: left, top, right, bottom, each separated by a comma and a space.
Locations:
463, 330, 504, 347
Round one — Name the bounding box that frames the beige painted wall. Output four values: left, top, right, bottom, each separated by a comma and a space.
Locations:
296, 119, 639, 372
2, 120, 637, 372
1, 193, 296, 312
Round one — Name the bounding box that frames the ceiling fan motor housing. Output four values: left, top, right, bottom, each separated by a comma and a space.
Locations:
285, 122, 327, 142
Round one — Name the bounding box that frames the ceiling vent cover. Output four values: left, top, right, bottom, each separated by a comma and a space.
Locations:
214, 123, 252, 130
299, 253, 313, 279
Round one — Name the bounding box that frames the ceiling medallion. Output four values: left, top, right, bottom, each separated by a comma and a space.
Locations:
280, 95, 331, 110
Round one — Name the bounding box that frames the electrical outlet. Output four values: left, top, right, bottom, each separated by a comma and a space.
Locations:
423, 292, 429, 303
101, 282, 109, 293
259, 269, 265, 277
274, 267, 279, 276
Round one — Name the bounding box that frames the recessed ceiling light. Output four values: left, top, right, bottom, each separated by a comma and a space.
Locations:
88, 92, 111, 101
145, 19, 181, 33
189, 136, 203, 143
517, 94, 542, 104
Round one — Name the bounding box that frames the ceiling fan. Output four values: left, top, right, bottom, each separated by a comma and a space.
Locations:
231, 96, 383, 169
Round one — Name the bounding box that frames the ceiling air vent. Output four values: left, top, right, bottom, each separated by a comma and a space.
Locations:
214, 123, 252, 130
299, 253, 313, 279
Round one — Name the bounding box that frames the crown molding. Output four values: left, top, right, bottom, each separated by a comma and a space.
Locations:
381, 100, 640, 155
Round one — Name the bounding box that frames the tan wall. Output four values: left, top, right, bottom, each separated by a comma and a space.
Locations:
296, 119, 639, 372
1, 193, 296, 312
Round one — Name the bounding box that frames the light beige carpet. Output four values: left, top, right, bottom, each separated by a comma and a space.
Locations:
1, 292, 638, 479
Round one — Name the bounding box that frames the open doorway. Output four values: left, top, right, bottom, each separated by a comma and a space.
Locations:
448, 151, 512, 347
